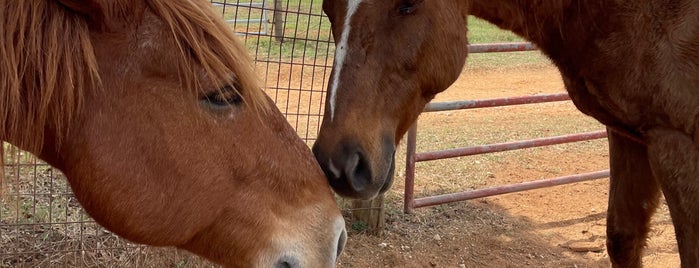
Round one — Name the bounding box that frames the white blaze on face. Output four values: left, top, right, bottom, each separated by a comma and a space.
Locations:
329, 0, 364, 121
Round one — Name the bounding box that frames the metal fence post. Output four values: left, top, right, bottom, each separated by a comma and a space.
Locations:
273, 0, 284, 42
404, 123, 417, 214
349, 195, 385, 234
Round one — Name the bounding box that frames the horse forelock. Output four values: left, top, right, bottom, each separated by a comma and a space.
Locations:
146, 0, 270, 113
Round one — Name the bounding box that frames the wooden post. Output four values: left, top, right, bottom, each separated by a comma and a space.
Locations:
349, 194, 385, 234
273, 0, 284, 42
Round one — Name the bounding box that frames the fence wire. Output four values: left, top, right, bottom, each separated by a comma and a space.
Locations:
1, 1, 336, 266
213, 0, 334, 144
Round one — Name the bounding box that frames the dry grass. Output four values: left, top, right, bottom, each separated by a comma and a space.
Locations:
0, 151, 216, 268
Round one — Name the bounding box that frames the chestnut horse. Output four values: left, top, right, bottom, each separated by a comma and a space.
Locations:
313, 0, 699, 267
0, 0, 346, 267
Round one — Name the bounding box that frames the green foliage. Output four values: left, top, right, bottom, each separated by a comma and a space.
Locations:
174, 259, 188, 268
466, 17, 551, 69
216, 0, 333, 61
351, 220, 369, 232
467, 17, 524, 44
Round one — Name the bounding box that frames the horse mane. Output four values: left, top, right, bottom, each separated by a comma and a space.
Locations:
1, 0, 269, 190
0, 0, 99, 193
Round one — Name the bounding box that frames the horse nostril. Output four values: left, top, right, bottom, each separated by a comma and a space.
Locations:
326, 159, 342, 179
313, 144, 341, 181
313, 142, 375, 197
345, 151, 372, 192
337, 229, 347, 257
275, 256, 299, 268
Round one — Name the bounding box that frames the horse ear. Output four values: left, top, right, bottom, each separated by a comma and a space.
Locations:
57, 0, 106, 24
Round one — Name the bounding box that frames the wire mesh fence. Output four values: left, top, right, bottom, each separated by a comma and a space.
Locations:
214, 0, 334, 144
0, 147, 153, 267
1, 1, 336, 266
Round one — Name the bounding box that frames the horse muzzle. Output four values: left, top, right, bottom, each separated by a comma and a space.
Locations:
265, 215, 346, 268
313, 136, 396, 200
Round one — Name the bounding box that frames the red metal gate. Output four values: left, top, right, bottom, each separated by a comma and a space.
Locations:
403, 43, 610, 213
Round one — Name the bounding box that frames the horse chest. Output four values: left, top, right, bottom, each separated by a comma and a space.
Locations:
556, 11, 699, 140
562, 59, 699, 142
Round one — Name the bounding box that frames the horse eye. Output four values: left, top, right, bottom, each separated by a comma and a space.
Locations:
202, 85, 242, 107
398, 0, 422, 15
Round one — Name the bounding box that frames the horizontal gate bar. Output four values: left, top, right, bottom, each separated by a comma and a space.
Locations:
467, 42, 537, 53
227, 19, 267, 24
424, 93, 570, 112
416, 130, 608, 162
412, 170, 610, 209
211, 2, 265, 8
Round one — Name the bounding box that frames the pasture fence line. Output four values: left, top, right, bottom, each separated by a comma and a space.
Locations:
467, 42, 537, 53
402, 42, 609, 214
212, 1, 270, 36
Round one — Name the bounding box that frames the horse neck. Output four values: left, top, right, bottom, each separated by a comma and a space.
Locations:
469, 0, 608, 50
467, 0, 606, 63
469, 0, 578, 39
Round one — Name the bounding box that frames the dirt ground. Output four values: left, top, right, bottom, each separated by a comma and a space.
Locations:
334, 63, 680, 268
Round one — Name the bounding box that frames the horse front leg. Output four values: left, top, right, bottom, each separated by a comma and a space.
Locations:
606, 128, 661, 268
646, 128, 699, 267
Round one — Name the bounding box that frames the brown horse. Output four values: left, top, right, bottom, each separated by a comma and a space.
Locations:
313, 0, 699, 267
0, 0, 346, 267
